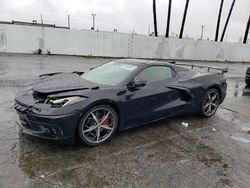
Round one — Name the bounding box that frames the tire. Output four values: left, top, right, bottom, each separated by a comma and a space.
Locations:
200, 88, 220, 118
78, 104, 118, 146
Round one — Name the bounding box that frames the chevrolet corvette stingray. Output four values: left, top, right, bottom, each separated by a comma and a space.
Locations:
15, 59, 228, 146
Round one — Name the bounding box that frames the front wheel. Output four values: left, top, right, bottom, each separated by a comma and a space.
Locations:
200, 88, 220, 118
78, 105, 118, 146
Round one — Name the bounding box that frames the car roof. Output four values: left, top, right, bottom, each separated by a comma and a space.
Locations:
114, 58, 172, 66
113, 59, 191, 73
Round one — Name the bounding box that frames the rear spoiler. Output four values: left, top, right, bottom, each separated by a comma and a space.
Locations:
169, 62, 228, 74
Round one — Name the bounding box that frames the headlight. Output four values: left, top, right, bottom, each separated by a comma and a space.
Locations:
47, 96, 86, 107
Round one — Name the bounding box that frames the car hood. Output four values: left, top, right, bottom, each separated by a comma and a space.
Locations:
32, 73, 99, 94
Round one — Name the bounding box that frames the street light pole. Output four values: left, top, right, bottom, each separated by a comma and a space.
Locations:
200, 25, 205, 40
91, 13, 96, 30
40, 14, 43, 25
68, 14, 70, 29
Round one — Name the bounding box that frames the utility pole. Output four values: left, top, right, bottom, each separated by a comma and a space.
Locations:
91, 13, 96, 30
215, 0, 224, 41
153, 0, 158, 37
68, 14, 70, 29
40, 14, 43, 25
243, 14, 250, 44
165, 0, 172, 38
179, 0, 190, 39
220, 0, 236, 42
200, 25, 205, 40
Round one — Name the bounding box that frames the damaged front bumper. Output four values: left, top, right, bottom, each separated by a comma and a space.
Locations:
15, 102, 80, 144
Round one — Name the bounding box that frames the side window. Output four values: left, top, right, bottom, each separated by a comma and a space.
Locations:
135, 66, 173, 84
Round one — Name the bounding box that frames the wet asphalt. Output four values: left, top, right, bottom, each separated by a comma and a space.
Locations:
0, 54, 250, 188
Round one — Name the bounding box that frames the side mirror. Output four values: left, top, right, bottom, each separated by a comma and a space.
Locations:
129, 79, 147, 89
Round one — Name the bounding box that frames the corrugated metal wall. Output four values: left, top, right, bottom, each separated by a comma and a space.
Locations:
0, 24, 250, 62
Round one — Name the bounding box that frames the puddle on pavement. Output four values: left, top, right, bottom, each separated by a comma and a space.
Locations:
230, 136, 250, 143
217, 107, 250, 144
242, 86, 250, 96
0, 73, 249, 187
226, 79, 244, 97
227, 78, 250, 97
0, 116, 231, 187
216, 108, 243, 127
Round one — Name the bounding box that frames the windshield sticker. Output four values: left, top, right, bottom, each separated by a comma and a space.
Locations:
120, 64, 137, 70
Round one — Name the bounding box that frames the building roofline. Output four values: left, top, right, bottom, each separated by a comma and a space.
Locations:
0, 20, 69, 29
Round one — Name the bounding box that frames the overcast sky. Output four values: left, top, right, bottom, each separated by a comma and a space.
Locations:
0, 0, 249, 42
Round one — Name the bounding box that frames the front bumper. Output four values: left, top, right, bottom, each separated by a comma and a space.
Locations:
15, 103, 80, 144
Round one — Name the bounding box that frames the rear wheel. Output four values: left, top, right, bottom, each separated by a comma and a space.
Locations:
78, 105, 118, 146
201, 88, 220, 118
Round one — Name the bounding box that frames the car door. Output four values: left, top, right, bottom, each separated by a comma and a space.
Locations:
123, 65, 181, 128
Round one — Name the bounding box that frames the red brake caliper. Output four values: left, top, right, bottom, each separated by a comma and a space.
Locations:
103, 118, 109, 126
204, 97, 208, 106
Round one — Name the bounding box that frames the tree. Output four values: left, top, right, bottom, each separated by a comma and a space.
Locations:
153, 0, 158, 37
165, 0, 172, 38
243, 14, 250, 44
220, 0, 236, 42
215, 0, 224, 41
179, 0, 190, 39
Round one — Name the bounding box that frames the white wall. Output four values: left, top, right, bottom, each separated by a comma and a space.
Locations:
0, 24, 250, 62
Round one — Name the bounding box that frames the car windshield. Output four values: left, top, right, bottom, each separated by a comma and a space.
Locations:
81, 61, 138, 86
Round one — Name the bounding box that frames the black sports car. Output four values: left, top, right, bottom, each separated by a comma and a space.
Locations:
15, 59, 228, 146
